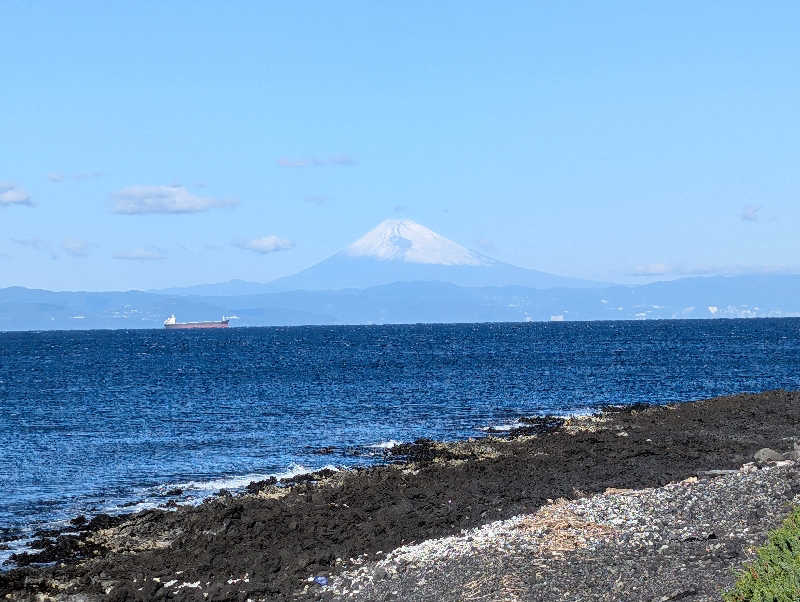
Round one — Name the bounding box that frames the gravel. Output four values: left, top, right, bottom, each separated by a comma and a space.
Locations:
313, 460, 800, 601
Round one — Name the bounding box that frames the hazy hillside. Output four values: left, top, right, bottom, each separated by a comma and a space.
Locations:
3, 275, 800, 331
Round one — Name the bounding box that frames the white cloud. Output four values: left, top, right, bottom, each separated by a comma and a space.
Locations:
62, 238, 90, 257
235, 236, 295, 255
11, 237, 48, 251
113, 248, 167, 261
0, 183, 33, 207
112, 185, 237, 214
740, 204, 761, 222
11, 237, 57, 259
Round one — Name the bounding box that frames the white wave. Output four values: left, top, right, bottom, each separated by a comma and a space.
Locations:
366, 439, 402, 449
556, 407, 596, 418
479, 423, 520, 432
103, 499, 163, 515
171, 463, 339, 492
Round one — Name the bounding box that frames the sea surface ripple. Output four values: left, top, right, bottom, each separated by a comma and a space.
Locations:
2, 319, 800, 550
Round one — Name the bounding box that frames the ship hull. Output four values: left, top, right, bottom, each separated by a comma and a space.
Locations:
164, 321, 229, 329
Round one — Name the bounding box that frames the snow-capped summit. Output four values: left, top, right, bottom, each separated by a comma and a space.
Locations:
257, 217, 604, 291
344, 219, 492, 266
160, 218, 606, 294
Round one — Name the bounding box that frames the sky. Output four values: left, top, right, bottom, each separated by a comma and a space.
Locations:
2, 1, 799, 291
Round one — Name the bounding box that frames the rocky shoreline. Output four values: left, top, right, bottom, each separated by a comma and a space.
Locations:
2, 390, 800, 601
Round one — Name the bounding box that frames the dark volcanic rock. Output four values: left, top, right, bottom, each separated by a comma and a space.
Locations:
596, 402, 653, 415
245, 476, 278, 493
387, 438, 455, 463
507, 415, 565, 438
2, 390, 800, 601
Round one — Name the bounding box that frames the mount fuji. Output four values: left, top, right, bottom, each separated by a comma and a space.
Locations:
161, 219, 604, 295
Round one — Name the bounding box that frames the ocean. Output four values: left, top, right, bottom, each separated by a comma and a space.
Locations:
2, 318, 800, 562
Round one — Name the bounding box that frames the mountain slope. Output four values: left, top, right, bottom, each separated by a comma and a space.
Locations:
268, 218, 604, 291
154, 218, 605, 296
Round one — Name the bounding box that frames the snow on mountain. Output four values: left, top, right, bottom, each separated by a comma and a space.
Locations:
156, 218, 607, 295
344, 219, 493, 266
262, 218, 604, 291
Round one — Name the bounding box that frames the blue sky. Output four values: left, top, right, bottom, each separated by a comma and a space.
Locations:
2, 1, 798, 290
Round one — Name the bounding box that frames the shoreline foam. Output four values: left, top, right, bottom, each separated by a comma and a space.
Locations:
2, 390, 799, 600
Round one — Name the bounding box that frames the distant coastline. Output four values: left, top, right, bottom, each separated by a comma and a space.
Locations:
2, 273, 800, 331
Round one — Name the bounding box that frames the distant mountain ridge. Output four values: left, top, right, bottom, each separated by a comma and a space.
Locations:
4, 275, 800, 331
156, 218, 605, 296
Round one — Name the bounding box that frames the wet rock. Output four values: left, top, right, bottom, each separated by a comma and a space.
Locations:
508, 415, 565, 439
596, 402, 652, 415
245, 476, 278, 493
4, 390, 800, 601
387, 439, 454, 463
281, 468, 338, 486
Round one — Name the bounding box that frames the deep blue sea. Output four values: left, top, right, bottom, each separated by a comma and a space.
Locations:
2, 319, 800, 563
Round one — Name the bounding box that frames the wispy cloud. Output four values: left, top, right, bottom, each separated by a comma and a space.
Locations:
234, 236, 295, 255
112, 185, 237, 214
740, 204, 762, 222
304, 195, 329, 206
48, 171, 103, 183
62, 238, 91, 258
630, 262, 797, 278
0, 183, 33, 207
277, 154, 357, 168
113, 248, 167, 261
11, 237, 57, 259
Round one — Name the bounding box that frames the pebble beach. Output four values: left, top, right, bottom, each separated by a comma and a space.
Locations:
3, 390, 800, 601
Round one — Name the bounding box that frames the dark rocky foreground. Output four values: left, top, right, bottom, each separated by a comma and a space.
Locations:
2, 390, 800, 601
324, 456, 800, 601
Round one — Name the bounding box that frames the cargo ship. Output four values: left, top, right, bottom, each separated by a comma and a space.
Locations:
163, 314, 229, 329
